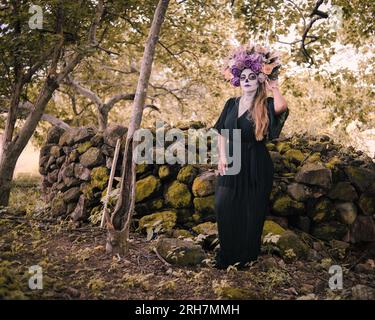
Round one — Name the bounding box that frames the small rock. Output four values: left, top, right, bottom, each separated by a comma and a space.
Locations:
297, 293, 317, 300
351, 285, 375, 300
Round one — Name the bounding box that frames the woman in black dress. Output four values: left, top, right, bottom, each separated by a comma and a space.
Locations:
212, 43, 289, 269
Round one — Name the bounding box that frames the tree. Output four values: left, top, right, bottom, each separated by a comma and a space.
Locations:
0, 0, 105, 206
104, 0, 170, 257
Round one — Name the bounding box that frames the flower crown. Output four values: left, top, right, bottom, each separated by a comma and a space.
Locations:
222, 41, 282, 87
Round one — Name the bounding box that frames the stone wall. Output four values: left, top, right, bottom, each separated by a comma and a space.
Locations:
39, 123, 375, 244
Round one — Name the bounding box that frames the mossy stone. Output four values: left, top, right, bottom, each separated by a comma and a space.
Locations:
165, 181, 192, 208
137, 210, 177, 234
272, 195, 304, 216
90, 166, 109, 190
156, 237, 206, 266
177, 165, 199, 185
278, 230, 309, 260
284, 149, 305, 164
136, 175, 162, 203
76, 141, 92, 154
193, 195, 215, 215
262, 220, 286, 239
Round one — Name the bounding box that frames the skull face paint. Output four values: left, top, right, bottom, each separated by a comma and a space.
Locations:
240, 68, 259, 93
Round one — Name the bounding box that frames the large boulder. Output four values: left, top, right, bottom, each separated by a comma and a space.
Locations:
350, 216, 375, 243
46, 126, 66, 144
358, 193, 375, 216
193, 195, 215, 216
295, 162, 332, 189
192, 171, 216, 197
103, 124, 127, 147
80, 147, 105, 168
327, 181, 358, 201
344, 166, 375, 193
277, 230, 309, 261
135, 175, 162, 203
156, 237, 206, 266
272, 195, 304, 216
165, 181, 192, 208
334, 201, 358, 225
311, 221, 348, 241
73, 126, 96, 144
137, 210, 177, 235
63, 187, 81, 204
90, 167, 109, 190
177, 165, 199, 185
50, 192, 67, 217
308, 197, 336, 223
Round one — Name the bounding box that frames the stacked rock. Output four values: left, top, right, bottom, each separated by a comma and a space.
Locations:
39, 123, 375, 244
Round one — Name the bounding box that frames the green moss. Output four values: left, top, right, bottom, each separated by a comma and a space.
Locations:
284, 149, 305, 164
81, 183, 94, 200
76, 141, 92, 154
193, 195, 215, 214
192, 221, 217, 235
312, 222, 348, 241
309, 198, 335, 223
278, 230, 309, 261
171, 229, 194, 239
177, 165, 198, 185
90, 166, 109, 190
135, 175, 162, 203
192, 175, 214, 197
306, 152, 321, 163
136, 162, 150, 175
275, 141, 291, 154
137, 210, 177, 234
192, 213, 201, 223
262, 220, 286, 239
272, 195, 304, 216
325, 156, 341, 170
165, 181, 192, 208
158, 165, 171, 180
0, 261, 27, 300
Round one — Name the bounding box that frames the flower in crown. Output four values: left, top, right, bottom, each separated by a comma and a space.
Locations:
222, 41, 282, 87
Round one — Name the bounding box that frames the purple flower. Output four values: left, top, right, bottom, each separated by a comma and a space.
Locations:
251, 60, 263, 73
230, 66, 242, 77
244, 59, 253, 68
235, 59, 245, 69
230, 76, 240, 87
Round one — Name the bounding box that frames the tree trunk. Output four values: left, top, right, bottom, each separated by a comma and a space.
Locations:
0, 148, 18, 206
105, 0, 170, 257
98, 108, 108, 132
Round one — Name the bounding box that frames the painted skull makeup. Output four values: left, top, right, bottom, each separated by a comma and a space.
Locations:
240, 69, 259, 92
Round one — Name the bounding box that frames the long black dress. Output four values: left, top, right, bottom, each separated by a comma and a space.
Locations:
212, 96, 285, 269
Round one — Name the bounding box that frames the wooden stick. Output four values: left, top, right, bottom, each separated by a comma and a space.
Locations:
100, 138, 121, 228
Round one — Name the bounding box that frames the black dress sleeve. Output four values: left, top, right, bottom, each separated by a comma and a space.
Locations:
266, 96, 289, 140
213, 98, 232, 132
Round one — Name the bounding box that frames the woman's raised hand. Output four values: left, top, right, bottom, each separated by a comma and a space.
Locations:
217, 155, 228, 176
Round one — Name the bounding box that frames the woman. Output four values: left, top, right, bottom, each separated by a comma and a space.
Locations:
212, 42, 289, 269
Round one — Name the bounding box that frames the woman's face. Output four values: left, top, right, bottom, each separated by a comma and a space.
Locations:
240, 68, 259, 93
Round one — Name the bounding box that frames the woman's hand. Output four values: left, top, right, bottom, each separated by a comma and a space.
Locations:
217, 155, 228, 176
265, 78, 279, 92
